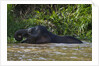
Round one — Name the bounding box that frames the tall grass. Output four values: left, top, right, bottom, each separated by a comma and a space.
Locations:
7, 4, 92, 43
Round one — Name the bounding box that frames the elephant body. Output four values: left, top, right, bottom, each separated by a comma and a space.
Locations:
14, 26, 82, 44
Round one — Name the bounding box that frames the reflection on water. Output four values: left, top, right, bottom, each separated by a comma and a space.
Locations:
7, 41, 92, 61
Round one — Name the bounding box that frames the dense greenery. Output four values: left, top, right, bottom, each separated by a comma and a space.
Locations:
7, 4, 92, 43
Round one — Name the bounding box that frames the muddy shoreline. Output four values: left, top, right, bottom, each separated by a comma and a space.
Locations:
7, 41, 92, 61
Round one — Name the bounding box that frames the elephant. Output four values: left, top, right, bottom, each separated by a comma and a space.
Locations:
14, 25, 82, 44
14, 26, 51, 44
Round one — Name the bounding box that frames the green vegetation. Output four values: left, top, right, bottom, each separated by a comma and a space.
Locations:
7, 4, 92, 43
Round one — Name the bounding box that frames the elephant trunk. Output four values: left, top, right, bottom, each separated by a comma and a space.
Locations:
14, 29, 28, 41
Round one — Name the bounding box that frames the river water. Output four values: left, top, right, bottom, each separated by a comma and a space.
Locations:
7, 41, 92, 61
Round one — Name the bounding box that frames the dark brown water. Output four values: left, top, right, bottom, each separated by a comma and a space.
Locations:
7, 41, 92, 61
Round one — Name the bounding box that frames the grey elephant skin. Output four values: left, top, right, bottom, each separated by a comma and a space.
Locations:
14, 26, 82, 44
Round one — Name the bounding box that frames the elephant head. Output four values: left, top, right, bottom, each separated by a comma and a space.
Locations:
27, 26, 49, 38
14, 26, 41, 42
14, 26, 51, 44
27, 26, 51, 43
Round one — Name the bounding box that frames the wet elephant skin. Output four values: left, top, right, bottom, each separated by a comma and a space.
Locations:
14, 26, 82, 44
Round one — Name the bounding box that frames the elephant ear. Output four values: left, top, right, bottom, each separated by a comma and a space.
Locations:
14, 29, 27, 41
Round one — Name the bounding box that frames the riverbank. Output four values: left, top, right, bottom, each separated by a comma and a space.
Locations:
7, 41, 92, 61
